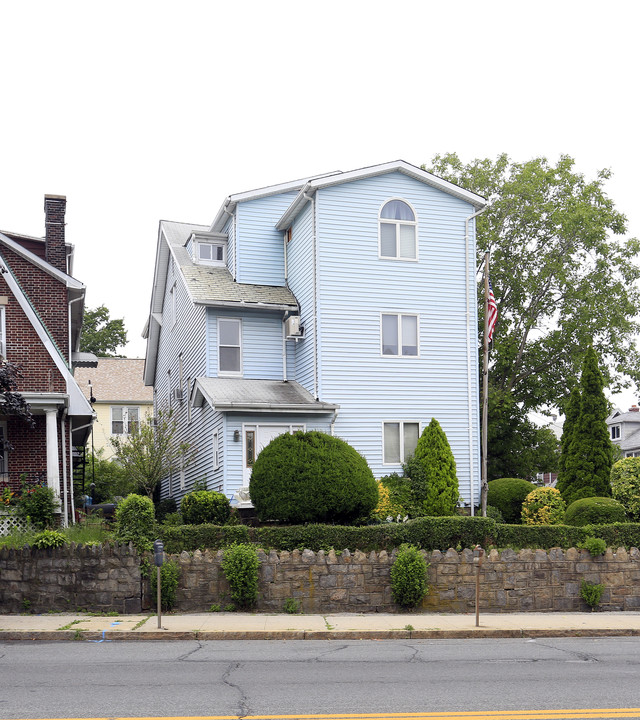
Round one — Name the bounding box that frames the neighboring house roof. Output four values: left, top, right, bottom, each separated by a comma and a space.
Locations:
75, 358, 153, 404
192, 378, 338, 414
607, 408, 640, 425
620, 427, 640, 452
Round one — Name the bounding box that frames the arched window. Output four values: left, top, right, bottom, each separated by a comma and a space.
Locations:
379, 199, 417, 260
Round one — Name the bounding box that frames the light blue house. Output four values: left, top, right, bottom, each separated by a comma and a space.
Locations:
143, 160, 486, 510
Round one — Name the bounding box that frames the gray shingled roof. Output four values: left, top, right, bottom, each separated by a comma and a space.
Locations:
192, 378, 338, 413
161, 221, 297, 309
75, 358, 153, 404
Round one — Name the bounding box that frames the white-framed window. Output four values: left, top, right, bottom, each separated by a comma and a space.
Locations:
170, 283, 177, 328
218, 318, 242, 375
198, 241, 226, 266
0, 306, 6, 360
383, 421, 420, 464
213, 431, 219, 470
111, 406, 140, 435
379, 199, 417, 260
611, 425, 621, 440
381, 313, 418, 356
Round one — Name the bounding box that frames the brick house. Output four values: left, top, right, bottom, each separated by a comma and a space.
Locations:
0, 196, 95, 525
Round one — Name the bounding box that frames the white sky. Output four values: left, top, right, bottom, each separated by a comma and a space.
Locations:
1, 0, 638, 412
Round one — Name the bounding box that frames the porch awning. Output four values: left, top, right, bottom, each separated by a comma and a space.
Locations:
191, 378, 338, 414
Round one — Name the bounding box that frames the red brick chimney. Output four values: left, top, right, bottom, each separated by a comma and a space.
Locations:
630, 405, 639, 413
44, 194, 68, 273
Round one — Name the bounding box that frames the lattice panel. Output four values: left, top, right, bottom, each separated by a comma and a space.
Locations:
0, 513, 30, 536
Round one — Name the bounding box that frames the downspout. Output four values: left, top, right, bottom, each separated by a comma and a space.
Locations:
282, 320, 287, 382
68, 416, 76, 524
464, 206, 488, 516
304, 192, 319, 400
330, 408, 339, 436
61, 409, 68, 527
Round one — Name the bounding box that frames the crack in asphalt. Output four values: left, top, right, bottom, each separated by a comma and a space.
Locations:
176, 640, 204, 661
312, 643, 350, 660
530, 639, 599, 662
222, 661, 250, 718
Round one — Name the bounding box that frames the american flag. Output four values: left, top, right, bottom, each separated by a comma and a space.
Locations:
487, 280, 498, 343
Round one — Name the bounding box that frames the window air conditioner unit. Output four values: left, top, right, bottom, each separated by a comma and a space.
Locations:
172, 387, 184, 402
285, 315, 303, 338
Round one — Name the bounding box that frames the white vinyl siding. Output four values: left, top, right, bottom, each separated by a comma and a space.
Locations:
313, 171, 481, 507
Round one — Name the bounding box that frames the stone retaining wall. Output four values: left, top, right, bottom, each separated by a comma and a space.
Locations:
2, 545, 640, 614
0, 544, 142, 614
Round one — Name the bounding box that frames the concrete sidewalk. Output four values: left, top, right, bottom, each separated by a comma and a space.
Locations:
2, 611, 640, 641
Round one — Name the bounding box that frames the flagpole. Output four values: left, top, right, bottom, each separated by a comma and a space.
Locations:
481, 251, 490, 517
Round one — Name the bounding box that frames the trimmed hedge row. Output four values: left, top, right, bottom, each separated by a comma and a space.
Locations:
160, 517, 640, 553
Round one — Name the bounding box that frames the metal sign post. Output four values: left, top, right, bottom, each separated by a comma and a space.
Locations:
153, 539, 164, 629
474, 545, 485, 627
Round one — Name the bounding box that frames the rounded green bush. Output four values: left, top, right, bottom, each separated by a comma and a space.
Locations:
249, 431, 379, 523
390, 543, 429, 607
114, 494, 156, 551
485, 505, 504, 523
521, 487, 566, 525
564, 496, 627, 526
486, 478, 536, 524
611, 457, 640, 521
180, 490, 231, 525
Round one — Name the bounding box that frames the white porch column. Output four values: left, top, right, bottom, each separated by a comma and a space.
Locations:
45, 409, 60, 498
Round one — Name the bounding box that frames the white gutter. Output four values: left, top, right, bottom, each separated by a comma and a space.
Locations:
464, 206, 488, 515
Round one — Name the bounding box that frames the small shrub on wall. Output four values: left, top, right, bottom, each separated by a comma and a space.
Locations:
390, 544, 428, 607
249, 431, 378, 524
221, 543, 259, 608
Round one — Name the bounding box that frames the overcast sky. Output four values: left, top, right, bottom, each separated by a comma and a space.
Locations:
1, 0, 638, 410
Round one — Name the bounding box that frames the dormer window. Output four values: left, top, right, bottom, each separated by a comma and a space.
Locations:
379, 199, 417, 260
198, 241, 226, 266
611, 425, 621, 440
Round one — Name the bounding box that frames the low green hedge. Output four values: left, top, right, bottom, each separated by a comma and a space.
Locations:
158, 517, 640, 554
160, 524, 251, 553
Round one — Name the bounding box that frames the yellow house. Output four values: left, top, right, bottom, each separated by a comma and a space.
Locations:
74, 358, 153, 459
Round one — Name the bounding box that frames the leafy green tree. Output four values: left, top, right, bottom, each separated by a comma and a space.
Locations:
425, 153, 640, 411
80, 305, 127, 357
557, 347, 613, 505
486, 388, 559, 481
110, 408, 195, 498
610, 457, 640, 520
413, 418, 459, 515
425, 154, 640, 475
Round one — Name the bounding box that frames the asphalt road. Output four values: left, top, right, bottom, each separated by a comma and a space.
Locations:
2, 638, 640, 719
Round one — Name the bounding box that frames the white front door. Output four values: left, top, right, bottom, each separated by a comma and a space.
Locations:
242, 424, 304, 486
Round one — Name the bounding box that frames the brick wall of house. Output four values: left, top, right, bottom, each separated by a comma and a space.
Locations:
0, 247, 69, 391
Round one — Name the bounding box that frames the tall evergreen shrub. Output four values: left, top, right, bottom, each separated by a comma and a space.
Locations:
557, 386, 580, 487
412, 418, 459, 515
611, 457, 640, 521
557, 347, 613, 505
